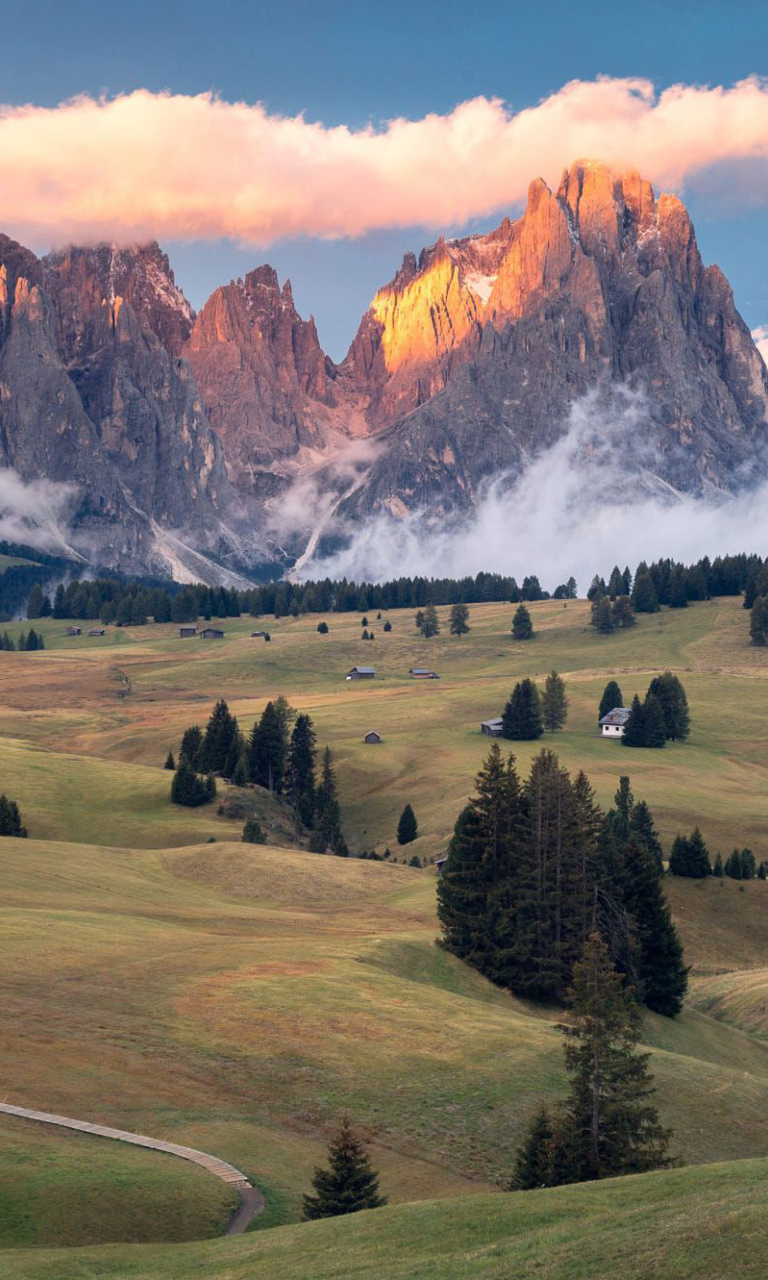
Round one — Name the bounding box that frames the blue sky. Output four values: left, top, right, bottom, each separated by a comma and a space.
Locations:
3, 0, 767, 357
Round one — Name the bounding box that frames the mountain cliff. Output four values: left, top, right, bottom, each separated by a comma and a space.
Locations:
339, 162, 768, 518
1, 159, 766, 580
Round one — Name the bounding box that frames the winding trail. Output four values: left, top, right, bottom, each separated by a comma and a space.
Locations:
0, 1101, 264, 1237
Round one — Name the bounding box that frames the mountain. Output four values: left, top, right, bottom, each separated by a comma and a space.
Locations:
1, 159, 766, 581
338, 162, 768, 518
0, 239, 273, 581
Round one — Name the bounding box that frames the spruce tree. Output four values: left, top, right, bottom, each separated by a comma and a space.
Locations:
302, 1116, 387, 1219
509, 1104, 554, 1190
621, 695, 647, 748
250, 701, 287, 792
647, 673, 690, 741
562, 934, 674, 1179
541, 670, 568, 732
686, 828, 711, 877
396, 803, 418, 845
449, 602, 470, 635
599, 680, 624, 721
242, 818, 266, 844
164, 750, 175, 770
0, 795, 27, 837
502, 679, 543, 741
592, 596, 615, 633
199, 699, 239, 774
512, 603, 533, 640
750, 596, 768, 645
286, 713, 317, 827
643, 694, 667, 748
170, 756, 211, 807
179, 725, 204, 770
724, 850, 742, 880
314, 747, 348, 856
622, 839, 688, 1016
317, 621, 329, 633
420, 602, 440, 637
669, 835, 691, 877
713, 852, 724, 878
632, 571, 659, 614
628, 800, 664, 871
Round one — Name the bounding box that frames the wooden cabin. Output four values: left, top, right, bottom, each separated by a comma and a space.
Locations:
364, 730, 383, 744
409, 668, 439, 679
480, 717, 504, 736
66, 626, 82, 636
179, 626, 197, 638
346, 666, 375, 679
200, 627, 224, 640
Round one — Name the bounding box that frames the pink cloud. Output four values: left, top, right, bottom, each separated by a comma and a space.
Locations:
754, 327, 768, 366
2, 76, 768, 247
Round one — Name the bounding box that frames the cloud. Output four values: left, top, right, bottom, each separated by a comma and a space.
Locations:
301, 388, 768, 590
754, 326, 768, 366
2, 77, 768, 247
0, 468, 81, 551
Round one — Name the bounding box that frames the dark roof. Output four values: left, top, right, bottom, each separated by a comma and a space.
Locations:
599, 707, 631, 726
410, 668, 432, 675
481, 717, 504, 729
364, 730, 382, 741
348, 666, 375, 674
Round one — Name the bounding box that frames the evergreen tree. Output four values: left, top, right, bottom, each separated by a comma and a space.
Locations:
592, 596, 615, 633
199, 699, 239, 774
541, 670, 568, 732
286, 713, 317, 827
449, 602, 470, 635
562, 934, 674, 1180
599, 680, 624, 721
419, 602, 440, 637
242, 818, 266, 844
250, 701, 287, 792
750, 596, 768, 645
667, 566, 689, 609
643, 694, 667, 748
170, 756, 213, 807
713, 852, 724, 877
232, 752, 249, 787
628, 800, 664, 871
179, 725, 203, 770
314, 747, 348, 856
27, 584, 45, 619
512, 603, 533, 640
222, 731, 244, 781
631, 571, 659, 613
317, 621, 329, 633
759, 861, 767, 881
302, 1116, 387, 1220
510, 1104, 555, 1190
621, 696, 647, 748
622, 838, 688, 1016
646, 673, 690, 741
502, 679, 543, 741
0, 794, 27, 837
396, 803, 418, 845
612, 596, 636, 628
164, 750, 175, 770
686, 828, 711, 877
741, 848, 757, 879
668, 835, 691, 877
52, 584, 67, 619
383, 620, 392, 632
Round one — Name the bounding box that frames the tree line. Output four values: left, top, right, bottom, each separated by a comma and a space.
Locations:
0, 628, 45, 651
438, 750, 688, 1016
169, 697, 347, 855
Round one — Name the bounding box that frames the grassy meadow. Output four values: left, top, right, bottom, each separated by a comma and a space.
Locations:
1, 595, 767, 1272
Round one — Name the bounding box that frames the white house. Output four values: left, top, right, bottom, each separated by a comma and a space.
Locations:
599, 707, 631, 737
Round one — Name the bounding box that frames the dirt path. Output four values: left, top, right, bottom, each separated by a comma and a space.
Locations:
0, 1101, 264, 1237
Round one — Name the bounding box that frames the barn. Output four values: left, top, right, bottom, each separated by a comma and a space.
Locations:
200, 627, 224, 640
179, 626, 197, 638
409, 668, 439, 679
364, 731, 383, 744
480, 717, 504, 736
346, 666, 375, 679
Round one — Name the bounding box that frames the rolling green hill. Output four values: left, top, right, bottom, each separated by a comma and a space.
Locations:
1, 596, 767, 1272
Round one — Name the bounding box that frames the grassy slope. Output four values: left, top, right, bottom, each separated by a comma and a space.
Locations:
5, 1159, 768, 1280
1, 836, 768, 1249
2, 597, 768, 1261
1, 597, 767, 859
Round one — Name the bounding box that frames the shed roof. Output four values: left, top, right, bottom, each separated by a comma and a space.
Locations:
599, 707, 631, 725
348, 666, 375, 674
481, 717, 504, 729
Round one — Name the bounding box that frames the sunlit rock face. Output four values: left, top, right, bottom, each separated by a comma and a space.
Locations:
339, 160, 768, 518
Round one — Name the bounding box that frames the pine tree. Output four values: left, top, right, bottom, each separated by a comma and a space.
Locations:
628, 800, 664, 871
713, 852, 724, 878
599, 680, 624, 721
621, 695, 647, 748
0, 795, 28, 837
317, 621, 329, 633
396, 803, 418, 845
449, 602, 470, 635
27, 584, 45, 619
562, 934, 674, 1180
250, 701, 287, 792
314, 747, 348, 856
750, 596, 768, 645
632, 571, 659, 614
302, 1116, 387, 1220
646, 673, 690, 741
592, 597, 615, 633
622, 839, 688, 1016
643, 694, 667, 748
686, 828, 711, 877
758, 861, 767, 881
164, 750, 175, 771
510, 1104, 555, 1189
383, 620, 392, 632
669, 835, 691, 877
286, 713, 317, 827
179, 725, 204, 770
740, 848, 756, 879
170, 756, 212, 807
502, 679, 543, 741
199, 699, 239, 774
724, 850, 742, 880
512, 603, 533, 640
541, 670, 568, 732
419, 602, 440, 637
